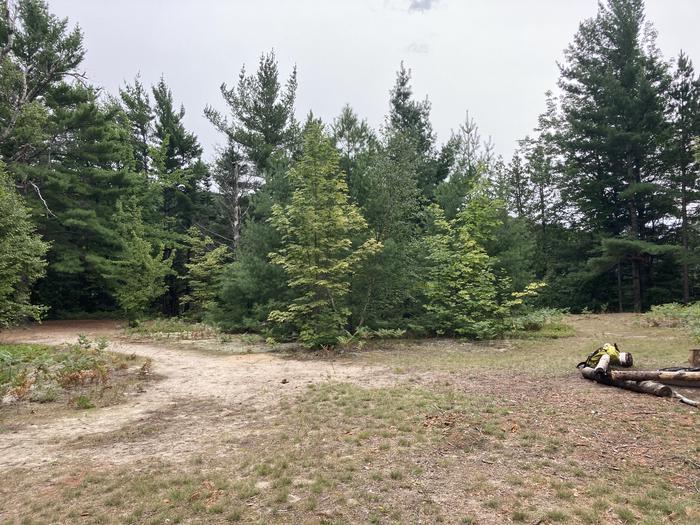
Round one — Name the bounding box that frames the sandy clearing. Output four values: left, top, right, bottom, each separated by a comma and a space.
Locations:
0, 321, 391, 469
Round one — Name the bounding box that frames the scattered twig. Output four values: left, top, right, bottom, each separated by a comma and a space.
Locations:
672, 391, 699, 408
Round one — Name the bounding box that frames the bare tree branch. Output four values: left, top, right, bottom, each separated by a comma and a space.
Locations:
28, 180, 56, 217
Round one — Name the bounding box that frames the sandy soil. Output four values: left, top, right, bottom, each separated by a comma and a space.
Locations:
0, 320, 390, 469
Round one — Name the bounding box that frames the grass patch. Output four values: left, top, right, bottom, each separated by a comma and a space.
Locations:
3, 314, 699, 525
124, 318, 219, 340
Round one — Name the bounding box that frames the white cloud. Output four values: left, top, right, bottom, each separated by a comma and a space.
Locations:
405, 41, 430, 54
408, 0, 438, 13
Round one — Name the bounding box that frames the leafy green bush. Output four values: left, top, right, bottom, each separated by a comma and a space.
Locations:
644, 302, 700, 340
124, 318, 218, 340
337, 327, 406, 349
508, 308, 566, 332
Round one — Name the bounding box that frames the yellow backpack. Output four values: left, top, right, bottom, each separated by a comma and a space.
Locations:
577, 343, 633, 369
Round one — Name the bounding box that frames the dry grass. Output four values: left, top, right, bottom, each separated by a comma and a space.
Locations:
2, 314, 699, 524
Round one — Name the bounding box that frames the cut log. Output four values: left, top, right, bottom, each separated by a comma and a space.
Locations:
580, 367, 673, 397
594, 354, 610, 381
690, 349, 700, 367
610, 370, 700, 383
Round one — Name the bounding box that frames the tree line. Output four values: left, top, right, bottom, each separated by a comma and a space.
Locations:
1, 0, 699, 345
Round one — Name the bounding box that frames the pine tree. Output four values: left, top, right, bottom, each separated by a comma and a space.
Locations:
268, 123, 381, 347
0, 162, 48, 327
435, 112, 490, 219
205, 50, 298, 177
668, 52, 700, 303
181, 227, 232, 319
119, 75, 153, 175
18, 85, 144, 314
331, 104, 377, 206
387, 63, 442, 198
558, 0, 672, 311
207, 52, 300, 330
151, 77, 209, 315
0, 0, 84, 161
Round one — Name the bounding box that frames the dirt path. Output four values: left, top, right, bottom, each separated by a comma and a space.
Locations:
0, 321, 389, 469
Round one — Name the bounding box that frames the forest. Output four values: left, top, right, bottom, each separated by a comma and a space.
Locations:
2, 0, 700, 347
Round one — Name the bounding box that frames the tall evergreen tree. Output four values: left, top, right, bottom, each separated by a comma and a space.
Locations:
558, 0, 672, 311
0, 0, 84, 163
667, 51, 700, 303
150, 77, 209, 315
387, 63, 443, 198
207, 52, 300, 330
119, 75, 153, 175
205, 50, 298, 177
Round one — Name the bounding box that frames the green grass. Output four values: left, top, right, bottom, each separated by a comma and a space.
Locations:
355, 314, 694, 376
508, 321, 576, 339
3, 314, 699, 525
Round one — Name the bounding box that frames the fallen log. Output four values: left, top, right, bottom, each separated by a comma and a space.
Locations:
610, 370, 700, 383
581, 367, 672, 397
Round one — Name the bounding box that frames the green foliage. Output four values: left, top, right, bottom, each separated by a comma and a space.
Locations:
336, 327, 406, 349
110, 200, 173, 320
181, 227, 232, 319
124, 318, 218, 341
0, 337, 112, 400
74, 394, 94, 409
423, 204, 502, 338
508, 307, 566, 332
268, 123, 382, 347
205, 50, 298, 174
348, 130, 425, 331
4, 0, 700, 340
644, 302, 700, 341
0, 164, 48, 327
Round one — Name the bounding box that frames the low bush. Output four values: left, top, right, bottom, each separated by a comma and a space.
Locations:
124, 318, 218, 340
336, 327, 406, 349
0, 336, 122, 402
644, 302, 700, 340
508, 308, 567, 332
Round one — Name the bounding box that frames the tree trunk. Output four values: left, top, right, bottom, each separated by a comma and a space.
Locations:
627, 153, 643, 313
631, 257, 642, 313
617, 261, 623, 313
690, 349, 700, 367
681, 176, 690, 303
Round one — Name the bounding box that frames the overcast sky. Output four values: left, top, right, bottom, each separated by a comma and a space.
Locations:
50, 0, 700, 161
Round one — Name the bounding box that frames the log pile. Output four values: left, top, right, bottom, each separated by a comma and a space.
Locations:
579, 353, 699, 408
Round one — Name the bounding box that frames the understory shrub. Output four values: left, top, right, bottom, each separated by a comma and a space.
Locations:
0, 336, 118, 402
644, 302, 700, 340
508, 307, 567, 332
